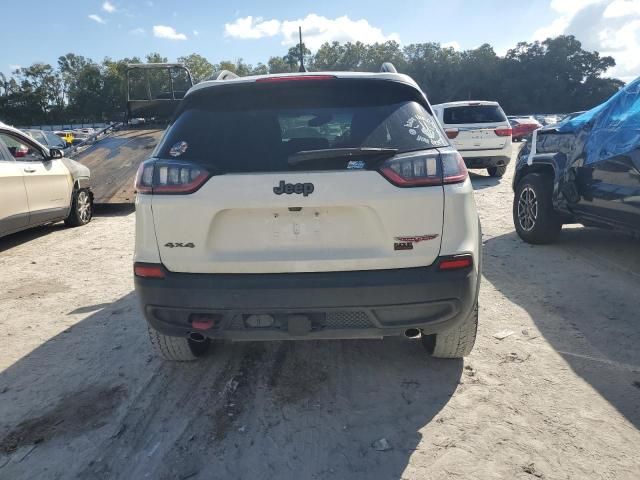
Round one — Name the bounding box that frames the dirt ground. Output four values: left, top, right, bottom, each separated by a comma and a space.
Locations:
1, 149, 639, 480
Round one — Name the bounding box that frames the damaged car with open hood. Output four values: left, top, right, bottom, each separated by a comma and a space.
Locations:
512, 78, 640, 244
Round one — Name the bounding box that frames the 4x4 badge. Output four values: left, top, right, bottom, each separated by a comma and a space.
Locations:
164, 242, 195, 248
273, 181, 314, 197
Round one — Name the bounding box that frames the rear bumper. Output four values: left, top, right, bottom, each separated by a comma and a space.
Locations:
461, 154, 511, 169
134, 262, 480, 341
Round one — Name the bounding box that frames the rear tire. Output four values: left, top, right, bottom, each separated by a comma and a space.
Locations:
422, 304, 478, 358
513, 173, 562, 244
148, 326, 211, 361
487, 165, 507, 177
65, 188, 92, 227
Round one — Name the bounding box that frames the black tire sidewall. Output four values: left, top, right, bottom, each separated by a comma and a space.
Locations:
513, 173, 562, 244
66, 188, 92, 227
488, 165, 507, 177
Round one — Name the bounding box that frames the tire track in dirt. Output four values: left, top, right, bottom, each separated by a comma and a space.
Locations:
75, 345, 236, 479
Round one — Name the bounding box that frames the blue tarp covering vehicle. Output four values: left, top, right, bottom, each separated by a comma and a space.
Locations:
557, 77, 640, 166
511, 78, 640, 244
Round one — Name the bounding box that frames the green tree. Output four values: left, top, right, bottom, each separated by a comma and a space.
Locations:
177, 53, 214, 83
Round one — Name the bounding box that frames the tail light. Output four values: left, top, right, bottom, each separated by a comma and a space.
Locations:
255, 75, 336, 83
445, 128, 459, 139
494, 127, 512, 137
134, 262, 165, 279
135, 160, 210, 194
438, 254, 473, 271
14, 145, 29, 158
379, 150, 467, 187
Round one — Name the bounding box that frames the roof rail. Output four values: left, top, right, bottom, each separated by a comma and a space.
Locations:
211, 70, 239, 81
380, 62, 398, 73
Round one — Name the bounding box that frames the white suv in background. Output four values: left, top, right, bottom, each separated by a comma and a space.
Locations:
133, 71, 481, 362
432, 101, 512, 178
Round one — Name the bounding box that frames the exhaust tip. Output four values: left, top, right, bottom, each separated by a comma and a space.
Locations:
404, 328, 421, 339
189, 332, 206, 343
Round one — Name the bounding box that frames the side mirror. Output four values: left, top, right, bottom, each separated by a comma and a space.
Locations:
49, 148, 64, 159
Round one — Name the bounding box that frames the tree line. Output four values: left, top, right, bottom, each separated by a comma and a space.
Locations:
0, 35, 624, 126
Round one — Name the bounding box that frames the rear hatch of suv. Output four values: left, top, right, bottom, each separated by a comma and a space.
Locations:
439, 103, 510, 152
143, 77, 458, 274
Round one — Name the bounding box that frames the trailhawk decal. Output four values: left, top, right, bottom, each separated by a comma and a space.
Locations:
393, 234, 439, 251
394, 234, 440, 243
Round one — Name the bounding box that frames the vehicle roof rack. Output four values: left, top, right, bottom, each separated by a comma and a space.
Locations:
380, 62, 398, 73
211, 70, 239, 81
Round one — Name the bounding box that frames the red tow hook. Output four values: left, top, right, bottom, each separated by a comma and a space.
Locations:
190, 314, 217, 330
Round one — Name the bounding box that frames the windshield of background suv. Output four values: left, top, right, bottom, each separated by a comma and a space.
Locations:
157, 81, 447, 173
443, 105, 507, 124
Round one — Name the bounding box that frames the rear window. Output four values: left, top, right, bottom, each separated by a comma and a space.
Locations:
443, 105, 506, 124
156, 80, 447, 173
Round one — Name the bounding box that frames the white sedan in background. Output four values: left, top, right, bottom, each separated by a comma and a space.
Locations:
0, 122, 93, 238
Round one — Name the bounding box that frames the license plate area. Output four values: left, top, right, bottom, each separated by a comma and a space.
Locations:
271, 208, 322, 243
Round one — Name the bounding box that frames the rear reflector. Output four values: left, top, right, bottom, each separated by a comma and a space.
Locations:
255, 75, 336, 83
438, 255, 473, 271
134, 263, 165, 279
495, 127, 512, 137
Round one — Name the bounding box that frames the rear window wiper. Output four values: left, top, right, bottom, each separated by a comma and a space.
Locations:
287, 147, 398, 166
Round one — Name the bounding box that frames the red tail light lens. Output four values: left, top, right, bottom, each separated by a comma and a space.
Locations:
134, 263, 166, 279
495, 127, 512, 137
255, 75, 336, 83
442, 151, 468, 184
380, 152, 442, 186
438, 254, 473, 271
379, 150, 467, 187
135, 160, 210, 195
445, 128, 459, 139
14, 145, 28, 158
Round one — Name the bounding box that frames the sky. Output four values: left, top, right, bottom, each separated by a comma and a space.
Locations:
1, 0, 639, 81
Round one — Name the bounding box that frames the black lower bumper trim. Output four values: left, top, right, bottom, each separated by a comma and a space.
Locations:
135, 264, 479, 340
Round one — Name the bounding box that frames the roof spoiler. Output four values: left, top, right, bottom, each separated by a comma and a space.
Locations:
380, 62, 398, 73
210, 70, 239, 81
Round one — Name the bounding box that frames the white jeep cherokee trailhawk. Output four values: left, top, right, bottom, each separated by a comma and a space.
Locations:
133, 71, 481, 361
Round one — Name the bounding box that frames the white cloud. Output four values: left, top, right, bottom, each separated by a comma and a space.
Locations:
102, 1, 116, 13
88, 14, 106, 24
442, 41, 461, 50
193, 29, 199, 36
224, 14, 399, 50
534, 0, 640, 80
130, 27, 145, 35
224, 16, 281, 39
153, 25, 187, 40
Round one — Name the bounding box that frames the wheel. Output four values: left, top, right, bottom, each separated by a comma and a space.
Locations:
148, 326, 211, 361
513, 173, 562, 244
422, 304, 478, 358
65, 188, 92, 227
487, 165, 507, 177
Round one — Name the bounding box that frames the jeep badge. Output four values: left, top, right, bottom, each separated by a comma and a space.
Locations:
273, 181, 314, 197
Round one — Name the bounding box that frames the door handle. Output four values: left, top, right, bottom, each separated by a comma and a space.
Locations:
23, 167, 36, 173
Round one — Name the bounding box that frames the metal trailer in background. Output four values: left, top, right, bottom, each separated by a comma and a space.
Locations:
69, 63, 193, 204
